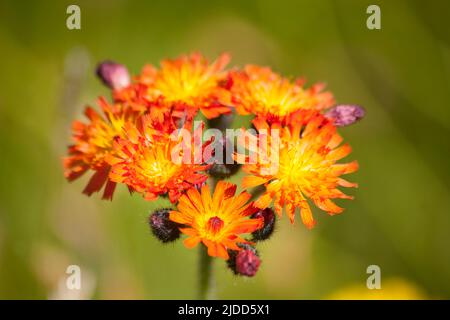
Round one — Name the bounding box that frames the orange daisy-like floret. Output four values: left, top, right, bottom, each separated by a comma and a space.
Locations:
64, 97, 139, 200
114, 52, 232, 120
237, 115, 358, 228
106, 114, 210, 203
169, 181, 263, 259
230, 65, 335, 123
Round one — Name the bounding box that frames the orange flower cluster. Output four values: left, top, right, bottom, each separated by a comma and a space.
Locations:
64, 53, 230, 202
64, 52, 362, 262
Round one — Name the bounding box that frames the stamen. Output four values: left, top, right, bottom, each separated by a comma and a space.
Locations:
207, 216, 224, 234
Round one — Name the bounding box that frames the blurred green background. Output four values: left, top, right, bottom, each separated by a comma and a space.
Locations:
1, 0, 449, 299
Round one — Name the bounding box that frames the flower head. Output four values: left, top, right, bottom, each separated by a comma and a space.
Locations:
169, 181, 264, 259
237, 115, 358, 228
106, 114, 210, 203
230, 65, 335, 123
64, 97, 139, 200
114, 52, 232, 120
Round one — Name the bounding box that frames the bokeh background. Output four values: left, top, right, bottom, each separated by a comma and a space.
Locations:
1, 0, 449, 299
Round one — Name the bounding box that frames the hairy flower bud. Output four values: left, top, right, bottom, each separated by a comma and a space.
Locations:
96, 61, 130, 90
325, 104, 365, 127
251, 208, 276, 241
227, 244, 261, 277
149, 208, 180, 243
207, 112, 235, 132
207, 137, 240, 178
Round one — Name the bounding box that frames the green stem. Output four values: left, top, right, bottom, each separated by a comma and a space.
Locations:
198, 114, 234, 300
198, 245, 214, 299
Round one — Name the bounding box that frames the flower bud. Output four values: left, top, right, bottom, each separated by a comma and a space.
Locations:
227, 244, 261, 277
251, 208, 275, 241
207, 112, 235, 132
148, 208, 180, 243
96, 61, 130, 90
207, 137, 240, 178
325, 104, 365, 127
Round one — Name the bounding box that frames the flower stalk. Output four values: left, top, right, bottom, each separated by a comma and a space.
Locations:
198, 245, 215, 299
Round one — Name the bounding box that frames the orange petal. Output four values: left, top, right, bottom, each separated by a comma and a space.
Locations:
229, 219, 263, 234
102, 181, 116, 200
255, 192, 272, 208
327, 133, 343, 149
337, 178, 358, 188
332, 161, 359, 175
252, 117, 269, 131
242, 175, 268, 188
169, 211, 192, 224
203, 240, 218, 257
184, 236, 201, 249
327, 143, 352, 161
285, 202, 296, 224
82, 166, 110, 196
179, 228, 198, 236
186, 187, 203, 211
314, 198, 344, 215
216, 244, 229, 260
300, 202, 316, 229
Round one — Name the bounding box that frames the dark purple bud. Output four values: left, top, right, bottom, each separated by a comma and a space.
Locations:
227, 244, 261, 277
325, 105, 365, 127
251, 208, 276, 241
207, 112, 235, 132
149, 208, 180, 243
207, 137, 240, 179
96, 61, 130, 90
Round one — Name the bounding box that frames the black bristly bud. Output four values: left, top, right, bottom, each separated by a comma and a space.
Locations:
251, 208, 276, 242
148, 208, 181, 243
207, 137, 241, 179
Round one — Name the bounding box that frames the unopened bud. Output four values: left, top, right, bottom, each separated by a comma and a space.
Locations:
325, 104, 365, 127
251, 208, 275, 241
207, 112, 235, 132
96, 61, 130, 90
227, 244, 261, 277
207, 137, 240, 178
149, 208, 180, 243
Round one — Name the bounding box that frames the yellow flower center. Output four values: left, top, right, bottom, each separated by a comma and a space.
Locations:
276, 141, 325, 190
255, 83, 302, 116
196, 211, 231, 242
137, 143, 182, 187
154, 68, 216, 104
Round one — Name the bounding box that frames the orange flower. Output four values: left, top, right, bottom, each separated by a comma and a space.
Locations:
230, 65, 335, 123
169, 181, 264, 259
64, 97, 139, 200
114, 52, 232, 120
106, 114, 210, 203
237, 115, 358, 228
